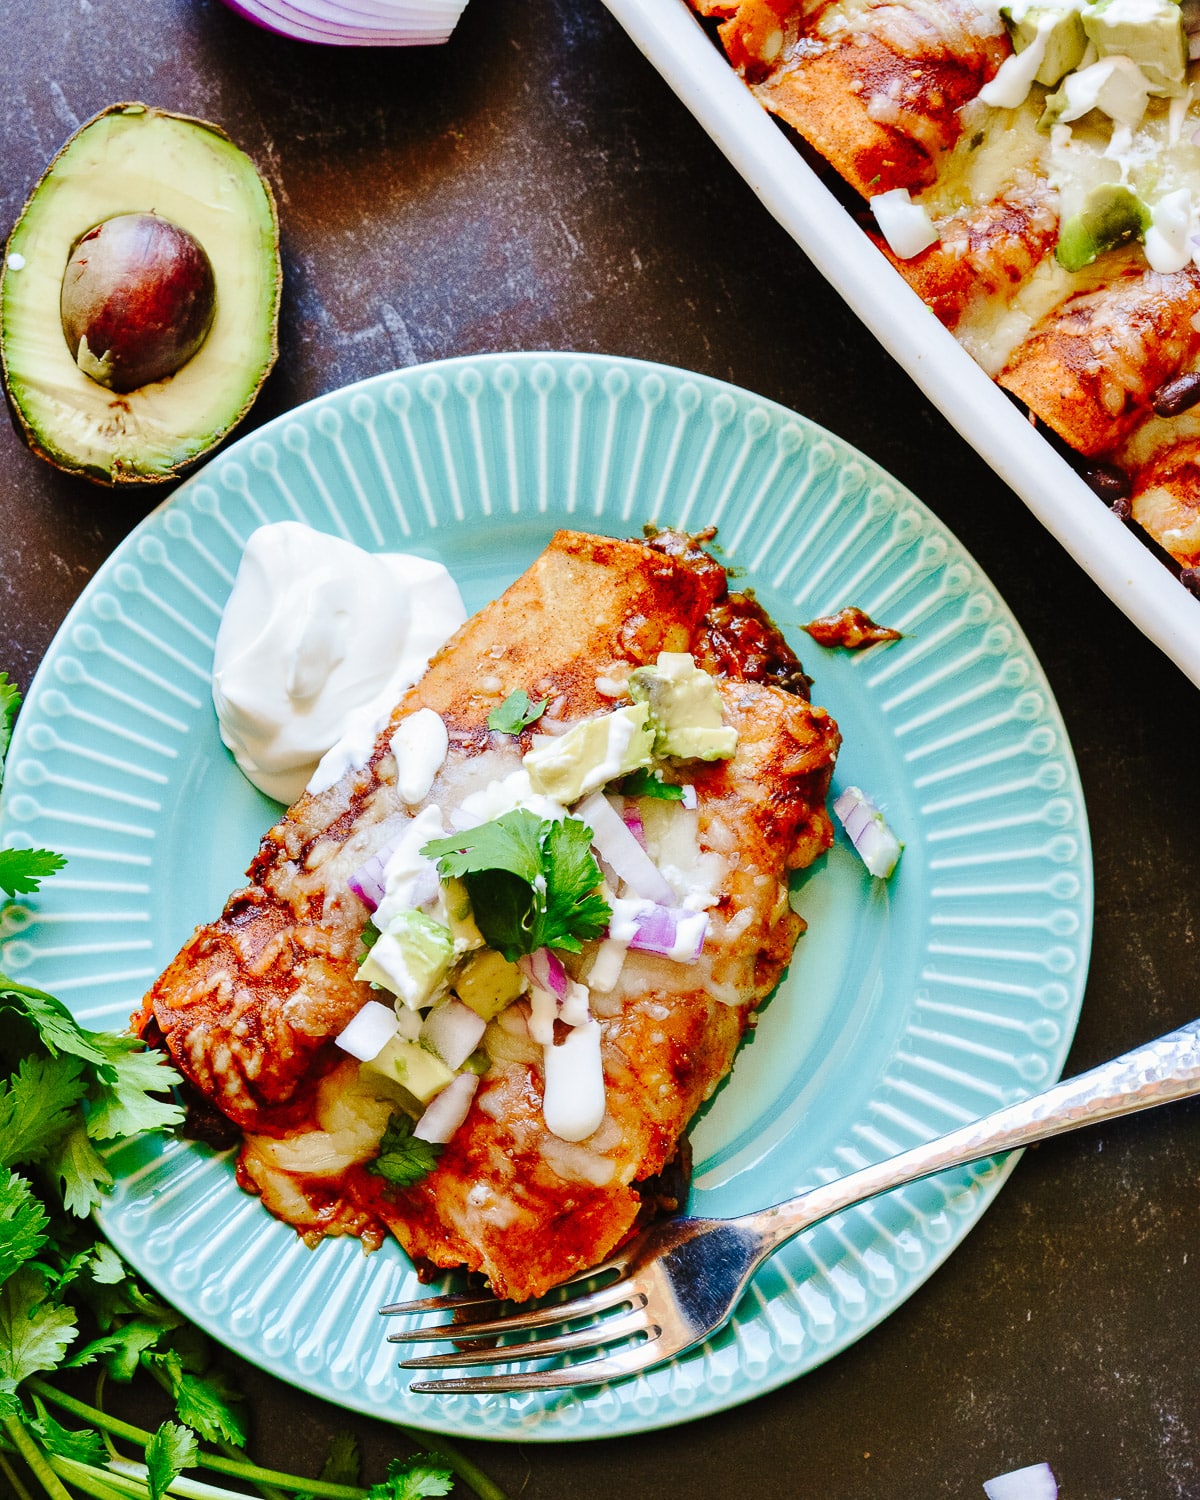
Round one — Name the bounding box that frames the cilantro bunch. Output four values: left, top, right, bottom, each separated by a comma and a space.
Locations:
0, 673, 508, 1500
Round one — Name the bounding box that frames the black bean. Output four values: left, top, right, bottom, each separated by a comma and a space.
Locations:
1080, 460, 1131, 504
1151, 370, 1200, 418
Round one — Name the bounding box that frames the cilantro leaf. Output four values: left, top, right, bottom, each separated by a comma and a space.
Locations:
146, 1419, 199, 1500
0, 1052, 87, 1168
170, 1364, 248, 1446
486, 689, 548, 736
0, 1267, 78, 1404
46, 1121, 114, 1216
617, 767, 685, 802
0, 672, 19, 783
422, 811, 610, 961
0, 1169, 49, 1286
0, 975, 110, 1069
28, 1402, 108, 1466
69, 1318, 165, 1380
539, 819, 612, 953
368, 1454, 455, 1500
422, 808, 544, 885
0, 847, 68, 898
84, 1033, 185, 1141
318, 1431, 362, 1487
367, 1110, 443, 1189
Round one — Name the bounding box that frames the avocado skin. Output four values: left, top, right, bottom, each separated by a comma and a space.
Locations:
0, 103, 282, 487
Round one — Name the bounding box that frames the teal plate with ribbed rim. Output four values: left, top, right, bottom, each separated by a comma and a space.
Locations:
0, 352, 1092, 1441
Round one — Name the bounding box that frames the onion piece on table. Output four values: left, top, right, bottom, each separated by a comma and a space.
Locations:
982, 1463, 1058, 1500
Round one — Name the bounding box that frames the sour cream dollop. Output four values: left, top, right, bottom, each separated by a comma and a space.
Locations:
212, 521, 466, 802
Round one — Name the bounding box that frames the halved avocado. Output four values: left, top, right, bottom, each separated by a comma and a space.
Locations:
0, 103, 281, 486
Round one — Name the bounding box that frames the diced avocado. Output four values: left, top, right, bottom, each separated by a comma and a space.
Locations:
1082, 0, 1187, 94
1056, 182, 1151, 269
453, 947, 528, 1021
627, 652, 738, 762
1002, 0, 1088, 85
0, 103, 280, 486
523, 703, 654, 802
361, 1035, 454, 1104
440, 875, 485, 955
356, 909, 455, 1010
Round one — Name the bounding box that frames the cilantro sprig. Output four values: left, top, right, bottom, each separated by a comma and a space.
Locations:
0, 668, 509, 1500
0, 674, 65, 897
485, 690, 547, 736
421, 810, 611, 961
368, 1110, 443, 1189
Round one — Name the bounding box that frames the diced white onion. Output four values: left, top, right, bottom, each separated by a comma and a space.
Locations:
576, 790, 676, 905
870, 187, 940, 260
419, 997, 487, 1070
413, 1071, 479, 1144
982, 1462, 1058, 1500
334, 1000, 400, 1062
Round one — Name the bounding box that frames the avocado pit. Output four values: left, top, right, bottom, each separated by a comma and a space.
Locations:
60, 211, 216, 394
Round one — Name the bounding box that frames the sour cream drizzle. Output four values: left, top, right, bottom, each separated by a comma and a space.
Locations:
212, 522, 465, 802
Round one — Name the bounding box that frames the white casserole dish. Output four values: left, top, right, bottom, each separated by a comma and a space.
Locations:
601, 0, 1200, 688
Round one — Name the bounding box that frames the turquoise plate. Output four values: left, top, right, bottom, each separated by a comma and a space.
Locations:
0, 352, 1092, 1440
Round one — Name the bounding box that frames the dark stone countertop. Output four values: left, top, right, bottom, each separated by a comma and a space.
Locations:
2, 3, 1198, 1497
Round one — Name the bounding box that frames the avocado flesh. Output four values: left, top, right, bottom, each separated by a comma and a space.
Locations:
0, 104, 280, 485
1056, 182, 1151, 270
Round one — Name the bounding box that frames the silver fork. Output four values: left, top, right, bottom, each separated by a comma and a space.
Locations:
380, 1016, 1200, 1393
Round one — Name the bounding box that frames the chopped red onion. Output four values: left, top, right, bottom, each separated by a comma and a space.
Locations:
334, 999, 399, 1062
413, 1071, 479, 1144
621, 800, 647, 848
626, 903, 707, 961
520, 947, 569, 1000
347, 830, 405, 911
680, 784, 697, 810
982, 1463, 1058, 1500
576, 790, 675, 905
833, 785, 903, 878
420, 997, 487, 1070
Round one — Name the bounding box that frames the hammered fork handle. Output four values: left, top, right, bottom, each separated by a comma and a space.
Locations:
747, 1017, 1200, 1255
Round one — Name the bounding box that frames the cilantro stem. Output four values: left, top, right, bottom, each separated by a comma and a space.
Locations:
50, 1452, 259, 1500
27, 1382, 509, 1500
29, 1385, 364, 1499
1, 1445, 41, 1500
2, 1416, 76, 1500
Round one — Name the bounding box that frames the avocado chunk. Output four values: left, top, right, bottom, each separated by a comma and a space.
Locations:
361, 1035, 455, 1105
523, 703, 655, 802
1056, 182, 1151, 270
1, 103, 280, 486
453, 948, 527, 1021
357, 909, 456, 1011
1082, 0, 1187, 95
627, 652, 738, 761
1002, 0, 1088, 85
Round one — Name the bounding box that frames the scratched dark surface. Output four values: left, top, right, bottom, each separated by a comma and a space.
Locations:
3, 2, 1200, 1497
